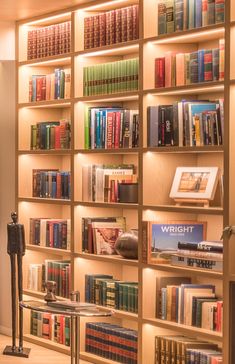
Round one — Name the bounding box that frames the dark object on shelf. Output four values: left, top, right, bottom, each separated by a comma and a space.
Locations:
114, 230, 138, 259
44, 281, 57, 302
3, 212, 30, 358
118, 183, 138, 203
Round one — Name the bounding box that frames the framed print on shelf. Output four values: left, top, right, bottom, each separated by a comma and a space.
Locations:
169, 166, 219, 207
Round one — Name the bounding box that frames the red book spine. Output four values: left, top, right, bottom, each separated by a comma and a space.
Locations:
93, 15, 100, 48
115, 111, 121, 148
66, 21, 71, 53
155, 57, 165, 88
106, 11, 111, 45
204, 50, 213, 81
49, 221, 53, 247
84, 17, 90, 49
56, 172, 62, 198
132, 4, 139, 40
127, 6, 133, 41
89, 16, 94, 49
106, 112, 113, 149
41, 76, 46, 100
99, 13, 106, 47
54, 126, 61, 149
115, 9, 122, 44
36, 76, 42, 101
27, 30, 33, 60
110, 10, 116, 45
54, 24, 60, 55
121, 7, 128, 42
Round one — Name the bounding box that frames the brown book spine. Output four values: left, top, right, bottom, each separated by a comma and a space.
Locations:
66, 21, 71, 53
27, 30, 33, 60
84, 17, 90, 49
115, 8, 122, 44
142, 221, 149, 264
36, 29, 40, 59
121, 7, 128, 42
32, 29, 38, 59
127, 6, 133, 41
132, 4, 139, 40
54, 24, 60, 55
93, 15, 100, 48
89, 16, 94, 49
110, 10, 116, 45
99, 13, 106, 47
105, 11, 111, 45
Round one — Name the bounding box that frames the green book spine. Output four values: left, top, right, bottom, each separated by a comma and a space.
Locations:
31, 125, 37, 150
46, 125, 50, 150
64, 316, 70, 346
83, 67, 87, 96
135, 58, 139, 90
60, 70, 65, 99
108, 62, 112, 94
84, 106, 90, 149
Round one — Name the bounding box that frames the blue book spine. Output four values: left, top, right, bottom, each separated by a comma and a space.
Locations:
101, 110, 106, 148
51, 172, 57, 198
195, 0, 202, 28
198, 49, 205, 83
53, 223, 59, 248
95, 110, 101, 148
175, 0, 184, 31
161, 287, 167, 320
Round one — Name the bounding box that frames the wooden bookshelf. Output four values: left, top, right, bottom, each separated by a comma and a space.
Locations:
16, 0, 234, 363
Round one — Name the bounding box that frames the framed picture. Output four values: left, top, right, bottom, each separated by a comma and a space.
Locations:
170, 167, 219, 201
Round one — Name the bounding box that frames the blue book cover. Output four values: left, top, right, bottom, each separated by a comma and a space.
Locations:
195, 0, 202, 28
198, 49, 205, 83
150, 221, 206, 252
51, 172, 57, 198
95, 110, 101, 148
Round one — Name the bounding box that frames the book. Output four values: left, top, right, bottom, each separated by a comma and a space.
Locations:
142, 220, 206, 264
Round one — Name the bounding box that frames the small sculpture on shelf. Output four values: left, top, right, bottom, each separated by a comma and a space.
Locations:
44, 281, 57, 303
114, 229, 138, 259
3, 212, 30, 358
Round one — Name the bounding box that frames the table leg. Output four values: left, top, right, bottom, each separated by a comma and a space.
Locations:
75, 317, 80, 364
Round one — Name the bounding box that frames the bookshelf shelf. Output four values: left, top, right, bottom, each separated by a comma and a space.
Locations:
17, 0, 230, 362
75, 40, 139, 57
26, 244, 72, 256
23, 334, 70, 355
143, 146, 224, 154
142, 318, 223, 342
18, 100, 72, 108
96, 305, 138, 320
18, 54, 73, 67
23, 289, 67, 301
142, 263, 223, 279
144, 82, 224, 96
75, 252, 139, 266
75, 92, 139, 103
18, 197, 71, 205
144, 24, 225, 45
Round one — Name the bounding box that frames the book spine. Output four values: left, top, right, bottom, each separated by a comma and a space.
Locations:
158, 3, 167, 35
204, 49, 213, 82
175, 0, 184, 31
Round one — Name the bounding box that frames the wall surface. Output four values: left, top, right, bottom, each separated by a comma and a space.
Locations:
0, 21, 16, 335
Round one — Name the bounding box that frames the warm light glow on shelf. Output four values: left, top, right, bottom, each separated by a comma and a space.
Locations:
152, 85, 224, 96
24, 12, 71, 26
21, 57, 71, 67
21, 102, 71, 109
79, 0, 128, 11
78, 44, 139, 57
149, 27, 224, 44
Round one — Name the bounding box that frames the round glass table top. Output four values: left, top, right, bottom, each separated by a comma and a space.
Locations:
20, 300, 113, 317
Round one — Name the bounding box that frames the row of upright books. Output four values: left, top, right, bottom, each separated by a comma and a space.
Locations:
30, 311, 70, 346
29, 68, 71, 102
158, 0, 225, 35
32, 169, 71, 200
29, 218, 71, 250
156, 277, 223, 332
147, 99, 224, 147
84, 5, 139, 50
83, 58, 139, 96
30, 120, 71, 150
155, 41, 224, 88
82, 217, 126, 255
27, 21, 71, 60
85, 322, 138, 364
85, 107, 139, 150
82, 164, 137, 203
27, 260, 71, 298
85, 274, 138, 313
155, 335, 222, 364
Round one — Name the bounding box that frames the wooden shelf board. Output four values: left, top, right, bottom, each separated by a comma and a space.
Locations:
80, 0, 138, 12
20, 11, 71, 26
145, 23, 225, 44
18, 150, 72, 155
142, 204, 223, 215
75, 252, 139, 266
18, 99, 72, 108
143, 146, 224, 154
76, 40, 139, 57
26, 244, 72, 256
142, 262, 223, 279
75, 148, 139, 154
18, 197, 71, 205
23, 334, 70, 355
23, 289, 67, 301
18, 54, 72, 67
75, 201, 139, 209
142, 318, 223, 341
80, 352, 121, 364
75, 92, 139, 103
144, 82, 224, 96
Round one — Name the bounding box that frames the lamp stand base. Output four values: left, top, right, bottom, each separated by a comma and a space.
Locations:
3, 345, 31, 358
